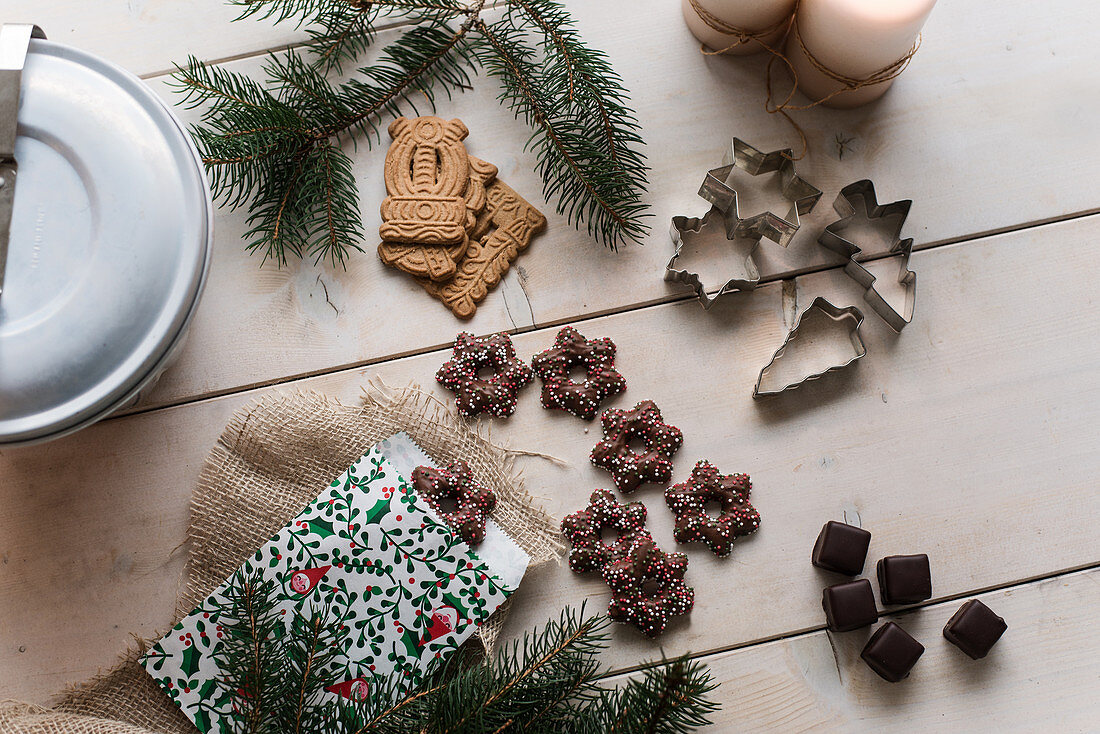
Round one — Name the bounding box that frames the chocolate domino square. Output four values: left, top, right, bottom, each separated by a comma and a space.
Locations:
861, 621, 925, 682
811, 521, 871, 576
877, 554, 932, 605
943, 599, 1007, 659
822, 579, 878, 632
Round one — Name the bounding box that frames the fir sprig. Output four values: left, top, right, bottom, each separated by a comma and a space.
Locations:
174, 0, 649, 266
214, 573, 718, 733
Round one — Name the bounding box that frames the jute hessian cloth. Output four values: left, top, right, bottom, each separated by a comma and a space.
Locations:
3, 386, 561, 733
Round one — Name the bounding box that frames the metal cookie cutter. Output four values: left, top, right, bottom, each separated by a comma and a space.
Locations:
818, 179, 916, 332
666, 208, 763, 310
753, 297, 867, 399
0, 24, 45, 302
666, 138, 823, 309
699, 138, 823, 247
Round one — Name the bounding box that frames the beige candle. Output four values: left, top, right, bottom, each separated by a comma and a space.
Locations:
786, 0, 937, 108
682, 0, 797, 56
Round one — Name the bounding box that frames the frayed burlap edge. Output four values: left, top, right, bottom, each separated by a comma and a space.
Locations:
14, 383, 562, 734
0, 698, 164, 734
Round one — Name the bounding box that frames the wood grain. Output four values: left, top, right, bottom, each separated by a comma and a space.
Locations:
610, 568, 1100, 732
105, 0, 1100, 410
2, 215, 1098, 701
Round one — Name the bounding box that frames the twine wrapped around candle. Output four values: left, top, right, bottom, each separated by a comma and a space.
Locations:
689, 0, 923, 158
688, 0, 794, 55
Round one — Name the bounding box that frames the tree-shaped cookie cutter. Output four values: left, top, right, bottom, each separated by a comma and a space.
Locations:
818, 180, 916, 332
753, 297, 867, 399
666, 139, 822, 309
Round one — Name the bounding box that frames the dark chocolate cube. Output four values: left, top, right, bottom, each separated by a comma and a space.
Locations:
812, 521, 871, 576
943, 599, 1007, 659
877, 554, 932, 605
822, 579, 878, 632
861, 622, 925, 682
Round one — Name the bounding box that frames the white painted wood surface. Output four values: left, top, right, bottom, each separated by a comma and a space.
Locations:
612, 568, 1100, 732
3, 217, 1100, 727
1, 0, 1099, 729
112, 0, 1100, 411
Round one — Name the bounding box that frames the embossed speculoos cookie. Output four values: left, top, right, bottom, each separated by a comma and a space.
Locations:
531, 326, 627, 420
665, 460, 760, 557
417, 162, 547, 319
560, 489, 652, 574
378, 116, 478, 282
411, 460, 496, 545
591, 400, 683, 493
436, 332, 534, 418
604, 539, 694, 638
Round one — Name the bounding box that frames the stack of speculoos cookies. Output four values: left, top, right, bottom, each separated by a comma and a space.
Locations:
377, 116, 546, 319
812, 520, 1007, 682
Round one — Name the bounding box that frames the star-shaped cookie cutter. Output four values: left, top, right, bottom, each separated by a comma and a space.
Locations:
699, 138, 823, 247
665, 208, 763, 310
818, 179, 916, 332
753, 298, 867, 399
666, 139, 823, 310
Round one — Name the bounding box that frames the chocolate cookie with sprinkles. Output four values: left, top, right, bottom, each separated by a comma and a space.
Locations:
436, 332, 533, 417
561, 488, 652, 573
591, 400, 683, 493
411, 460, 496, 545
531, 326, 626, 420
604, 538, 694, 638
665, 460, 759, 557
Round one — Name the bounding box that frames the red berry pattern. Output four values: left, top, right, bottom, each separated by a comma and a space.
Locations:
436, 332, 533, 417
591, 400, 683, 493
604, 539, 694, 638
531, 326, 627, 420
561, 488, 652, 573
665, 460, 759, 557
411, 460, 496, 545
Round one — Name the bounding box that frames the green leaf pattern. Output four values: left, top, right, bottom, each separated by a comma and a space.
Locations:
140, 446, 515, 733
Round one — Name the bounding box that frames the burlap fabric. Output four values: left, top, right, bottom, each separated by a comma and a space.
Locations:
4, 385, 562, 734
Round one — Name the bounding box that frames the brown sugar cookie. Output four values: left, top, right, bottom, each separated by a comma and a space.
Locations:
378, 116, 478, 282
590, 400, 683, 493
411, 460, 496, 545
531, 326, 626, 420
436, 332, 534, 417
665, 460, 759, 557
417, 168, 546, 319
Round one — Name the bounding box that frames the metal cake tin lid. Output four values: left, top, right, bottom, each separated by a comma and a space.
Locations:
0, 33, 212, 445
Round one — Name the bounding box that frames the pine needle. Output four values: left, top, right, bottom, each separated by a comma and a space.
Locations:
172, 0, 650, 266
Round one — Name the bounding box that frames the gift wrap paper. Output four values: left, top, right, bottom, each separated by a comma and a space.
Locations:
142, 441, 520, 732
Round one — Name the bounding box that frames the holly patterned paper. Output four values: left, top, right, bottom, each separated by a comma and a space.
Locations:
141, 446, 515, 733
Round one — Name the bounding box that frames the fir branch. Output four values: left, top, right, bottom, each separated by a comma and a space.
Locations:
606, 657, 719, 734
212, 572, 290, 734
171, 21, 474, 266
176, 0, 650, 264
471, 17, 649, 248
208, 577, 718, 733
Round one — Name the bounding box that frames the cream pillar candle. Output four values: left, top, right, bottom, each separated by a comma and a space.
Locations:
785, 0, 936, 108
682, 0, 797, 56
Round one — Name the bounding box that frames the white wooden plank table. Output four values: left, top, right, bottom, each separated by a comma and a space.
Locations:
2, 1, 1099, 730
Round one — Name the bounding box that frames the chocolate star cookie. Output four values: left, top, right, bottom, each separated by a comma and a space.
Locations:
436, 332, 534, 417
531, 326, 627, 420
411, 460, 496, 545
665, 460, 759, 557
560, 488, 652, 573
604, 539, 694, 638
590, 400, 683, 493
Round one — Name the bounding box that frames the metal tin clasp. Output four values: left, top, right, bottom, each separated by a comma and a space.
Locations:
0, 23, 45, 303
